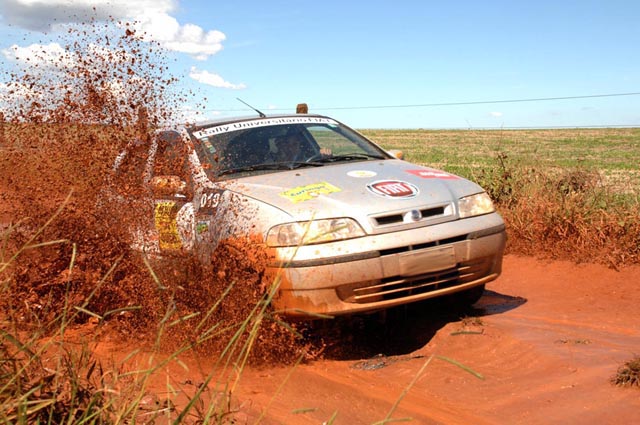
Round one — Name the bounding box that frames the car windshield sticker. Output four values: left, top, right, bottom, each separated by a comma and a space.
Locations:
406, 169, 460, 179
196, 220, 209, 234
347, 170, 377, 178
367, 180, 419, 198
280, 182, 341, 203
203, 139, 216, 153
193, 117, 339, 139
154, 201, 182, 250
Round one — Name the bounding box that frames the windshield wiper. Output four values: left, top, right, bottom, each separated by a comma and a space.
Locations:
315, 153, 386, 163
288, 161, 325, 169
217, 161, 323, 177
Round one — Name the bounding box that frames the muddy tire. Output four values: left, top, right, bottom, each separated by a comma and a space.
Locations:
451, 284, 486, 307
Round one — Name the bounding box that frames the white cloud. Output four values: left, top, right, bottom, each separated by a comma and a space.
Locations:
1, 41, 135, 70
0, 0, 172, 31
136, 11, 225, 61
490, 112, 503, 118
2, 42, 75, 69
0, 81, 38, 103
189, 67, 246, 90
0, 0, 225, 60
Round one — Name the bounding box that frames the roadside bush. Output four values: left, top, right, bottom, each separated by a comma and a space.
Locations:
471, 154, 640, 267
611, 355, 640, 387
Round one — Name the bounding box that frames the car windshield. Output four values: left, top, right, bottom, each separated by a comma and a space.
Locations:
189, 116, 389, 179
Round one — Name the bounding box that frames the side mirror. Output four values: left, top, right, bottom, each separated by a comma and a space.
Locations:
387, 149, 404, 160
150, 175, 189, 199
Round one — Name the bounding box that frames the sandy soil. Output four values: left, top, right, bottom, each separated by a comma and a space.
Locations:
84, 254, 640, 424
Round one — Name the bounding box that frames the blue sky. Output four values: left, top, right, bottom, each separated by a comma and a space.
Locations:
1, 0, 639, 129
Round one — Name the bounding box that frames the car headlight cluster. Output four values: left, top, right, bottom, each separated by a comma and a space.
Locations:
458, 192, 495, 218
266, 218, 365, 247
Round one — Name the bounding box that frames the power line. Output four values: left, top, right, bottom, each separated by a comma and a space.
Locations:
403, 124, 640, 130
315, 91, 640, 111
203, 91, 640, 113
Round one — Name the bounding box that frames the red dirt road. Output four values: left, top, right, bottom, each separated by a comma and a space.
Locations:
220, 254, 640, 424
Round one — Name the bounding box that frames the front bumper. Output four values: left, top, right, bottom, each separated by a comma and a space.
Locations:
269, 213, 506, 318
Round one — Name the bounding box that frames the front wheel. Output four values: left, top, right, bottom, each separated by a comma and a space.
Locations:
452, 284, 485, 307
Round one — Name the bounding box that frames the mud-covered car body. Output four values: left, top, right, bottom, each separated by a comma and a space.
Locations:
116, 114, 505, 318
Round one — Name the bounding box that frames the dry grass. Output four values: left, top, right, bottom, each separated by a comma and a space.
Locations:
483, 159, 640, 267
611, 356, 640, 388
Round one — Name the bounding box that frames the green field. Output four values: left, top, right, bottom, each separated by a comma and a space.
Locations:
361, 127, 640, 192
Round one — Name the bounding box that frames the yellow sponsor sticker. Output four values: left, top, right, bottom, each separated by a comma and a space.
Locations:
280, 182, 341, 203
154, 201, 182, 250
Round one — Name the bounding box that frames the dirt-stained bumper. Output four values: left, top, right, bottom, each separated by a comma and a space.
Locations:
271, 215, 506, 318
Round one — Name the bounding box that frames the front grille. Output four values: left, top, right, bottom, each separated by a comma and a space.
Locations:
336, 257, 493, 304
372, 205, 448, 226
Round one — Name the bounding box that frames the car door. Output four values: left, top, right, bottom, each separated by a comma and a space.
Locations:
147, 130, 196, 256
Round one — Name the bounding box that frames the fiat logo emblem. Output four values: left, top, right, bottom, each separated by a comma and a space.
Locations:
367, 180, 419, 198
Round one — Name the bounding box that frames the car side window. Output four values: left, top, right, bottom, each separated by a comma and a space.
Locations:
113, 136, 153, 191
148, 130, 195, 200
306, 125, 353, 155
153, 131, 189, 180
307, 124, 386, 157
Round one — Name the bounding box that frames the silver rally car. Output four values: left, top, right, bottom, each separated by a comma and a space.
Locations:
129, 113, 506, 318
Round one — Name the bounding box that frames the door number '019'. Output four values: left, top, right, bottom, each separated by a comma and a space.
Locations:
200, 192, 221, 209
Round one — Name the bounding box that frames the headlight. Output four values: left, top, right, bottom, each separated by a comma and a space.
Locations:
459, 192, 495, 218
266, 218, 365, 247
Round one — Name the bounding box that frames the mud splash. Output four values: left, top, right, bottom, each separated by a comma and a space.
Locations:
0, 18, 303, 365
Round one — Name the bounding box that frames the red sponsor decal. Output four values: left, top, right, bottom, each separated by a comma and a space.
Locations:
407, 169, 459, 179
367, 180, 419, 198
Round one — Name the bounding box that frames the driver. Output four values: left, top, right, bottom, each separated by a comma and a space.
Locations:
274, 133, 301, 162
273, 133, 331, 163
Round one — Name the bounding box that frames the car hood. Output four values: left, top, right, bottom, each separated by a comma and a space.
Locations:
218, 160, 484, 229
